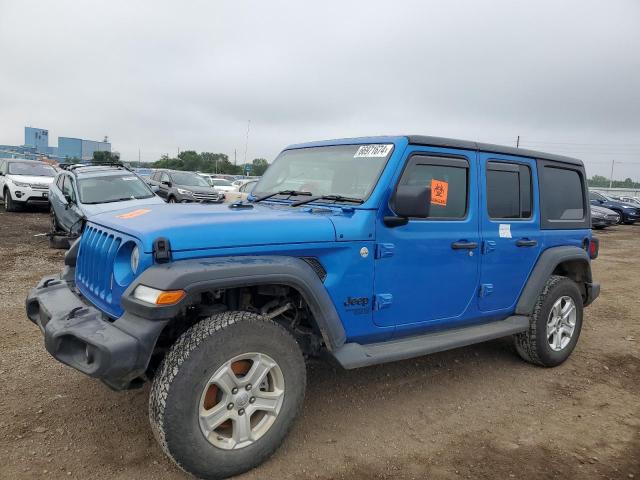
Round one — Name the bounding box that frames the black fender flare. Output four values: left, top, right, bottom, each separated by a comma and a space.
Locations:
121, 256, 346, 351
515, 245, 594, 315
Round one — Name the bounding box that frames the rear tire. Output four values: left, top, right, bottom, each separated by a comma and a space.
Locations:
515, 275, 583, 367
149, 311, 306, 480
167, 196, 176, 203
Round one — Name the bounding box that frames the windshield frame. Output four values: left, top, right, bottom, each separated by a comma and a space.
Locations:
77, 174, 155, 204
252, 143, 395, 205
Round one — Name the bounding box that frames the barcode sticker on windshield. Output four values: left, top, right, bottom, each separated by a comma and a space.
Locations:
354, 144, 393, 158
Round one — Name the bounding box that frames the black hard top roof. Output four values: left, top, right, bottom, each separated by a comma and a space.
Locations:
407, 135, 583, 166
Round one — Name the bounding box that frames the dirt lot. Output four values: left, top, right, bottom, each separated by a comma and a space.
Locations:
0, 207, 638, 480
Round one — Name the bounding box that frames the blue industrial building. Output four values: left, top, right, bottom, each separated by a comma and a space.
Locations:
0, 127, 111, 162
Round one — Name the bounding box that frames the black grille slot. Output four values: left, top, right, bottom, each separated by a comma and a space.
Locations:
300, 257, 327, 282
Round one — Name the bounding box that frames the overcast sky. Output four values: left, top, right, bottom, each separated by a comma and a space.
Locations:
1, 0, 639, 178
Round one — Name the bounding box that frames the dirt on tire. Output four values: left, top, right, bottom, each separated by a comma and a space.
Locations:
0, 208, 638, 479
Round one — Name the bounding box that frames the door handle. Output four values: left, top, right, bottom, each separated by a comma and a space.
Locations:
516, 238, 538, 247
451, 241, 478, 250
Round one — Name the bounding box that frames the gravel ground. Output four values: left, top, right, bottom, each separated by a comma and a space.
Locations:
0, 207, 638, 479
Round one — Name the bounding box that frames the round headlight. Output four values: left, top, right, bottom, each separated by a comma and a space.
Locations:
131, 246, 140, 273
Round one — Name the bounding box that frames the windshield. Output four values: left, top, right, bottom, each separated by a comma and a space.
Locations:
172, 172, 210, 187
8, 162, 56, 177
78, 175, 154, 204
254, 144, 393, 201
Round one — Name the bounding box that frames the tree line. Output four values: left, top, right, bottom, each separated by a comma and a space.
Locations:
92, 150, 269, 176
588, 175, 640, 189
151, 151, 269, 176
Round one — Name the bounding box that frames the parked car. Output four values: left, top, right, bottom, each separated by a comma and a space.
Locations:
49, 164, 164, 239
147, 169, 224, 203
589, 191, 640, 224
0, 159, 57, 211
611, 195, 640, 206
590, 205, 619, 229
27, 135, 600, 479
225, 179, 258, 202
197, 173, 239, 192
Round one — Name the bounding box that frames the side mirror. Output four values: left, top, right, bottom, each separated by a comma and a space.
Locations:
384, 186, 431, 227
63, 193, 73, 206
161, 181, 172, 187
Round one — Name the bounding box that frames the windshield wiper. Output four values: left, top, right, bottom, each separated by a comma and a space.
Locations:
252, 190, 312, 203
291, 194, 364, 207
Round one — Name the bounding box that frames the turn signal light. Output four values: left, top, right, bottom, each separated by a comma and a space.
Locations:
156, 290, 186, 305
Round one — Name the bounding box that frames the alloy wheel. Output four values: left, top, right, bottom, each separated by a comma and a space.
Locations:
198, 352, 285, 450
546, 296, 577, 351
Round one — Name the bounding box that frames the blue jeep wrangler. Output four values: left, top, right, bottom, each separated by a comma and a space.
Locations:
26, 136, 600, 479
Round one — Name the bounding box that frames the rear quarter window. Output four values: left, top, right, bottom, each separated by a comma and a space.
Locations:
538, 161, 589, 229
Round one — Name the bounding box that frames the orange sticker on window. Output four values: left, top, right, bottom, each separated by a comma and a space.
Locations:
116, 208, 151, 219
430, 179, 449, 206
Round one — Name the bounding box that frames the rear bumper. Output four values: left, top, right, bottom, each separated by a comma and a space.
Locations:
585, 281, 600, 307
26, 271, 168, 390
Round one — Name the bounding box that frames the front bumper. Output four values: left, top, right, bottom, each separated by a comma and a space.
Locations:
10, 186, 50, 204
26, 271, 168, 390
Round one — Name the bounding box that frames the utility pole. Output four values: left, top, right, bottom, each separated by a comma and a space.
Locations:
516, 135, 520, 148
244, 120, 251, 165
234, 149, 237, 166
138, 148, 141, 165
609, 160, 615, 189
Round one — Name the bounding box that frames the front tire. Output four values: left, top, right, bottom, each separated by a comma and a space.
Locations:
515, 275, 583, 367
149, 311, 306, 480
4, 189, 18, 212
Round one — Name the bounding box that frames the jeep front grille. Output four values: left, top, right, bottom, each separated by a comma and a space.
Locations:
75, 225, 129, 318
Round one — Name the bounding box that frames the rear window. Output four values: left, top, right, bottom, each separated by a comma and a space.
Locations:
486, 162, 532, 219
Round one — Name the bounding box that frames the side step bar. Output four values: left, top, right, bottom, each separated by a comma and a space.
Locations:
332, 316, 530, 369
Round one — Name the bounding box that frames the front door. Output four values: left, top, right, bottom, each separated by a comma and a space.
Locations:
478, 153, 541, 312
373, 148, 480, 333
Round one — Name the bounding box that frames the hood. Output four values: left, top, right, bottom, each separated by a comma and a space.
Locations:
81, 195, 165, 216
9, 174, 54, 185
89, 202, 338, 252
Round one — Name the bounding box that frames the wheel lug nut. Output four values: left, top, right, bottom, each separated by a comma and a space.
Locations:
245, 384, 252, 391
231, 387, 238, 394
227, 403, 234, 410
249, 397, 255, 404
238, 408, 245, 416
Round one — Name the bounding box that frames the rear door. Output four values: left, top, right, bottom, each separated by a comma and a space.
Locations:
478, 153, 541, 312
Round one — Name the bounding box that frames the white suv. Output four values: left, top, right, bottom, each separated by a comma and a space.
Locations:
0, 159, 57, 211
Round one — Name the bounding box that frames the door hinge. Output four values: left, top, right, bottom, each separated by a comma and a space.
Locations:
481, 240, 496, 254
375, 243, 395, 259
373, 293, 393, 310
479, 283, 494, 297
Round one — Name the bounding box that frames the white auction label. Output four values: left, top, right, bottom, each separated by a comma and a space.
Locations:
499, 223, 512, 238
354, 144, 393, 158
